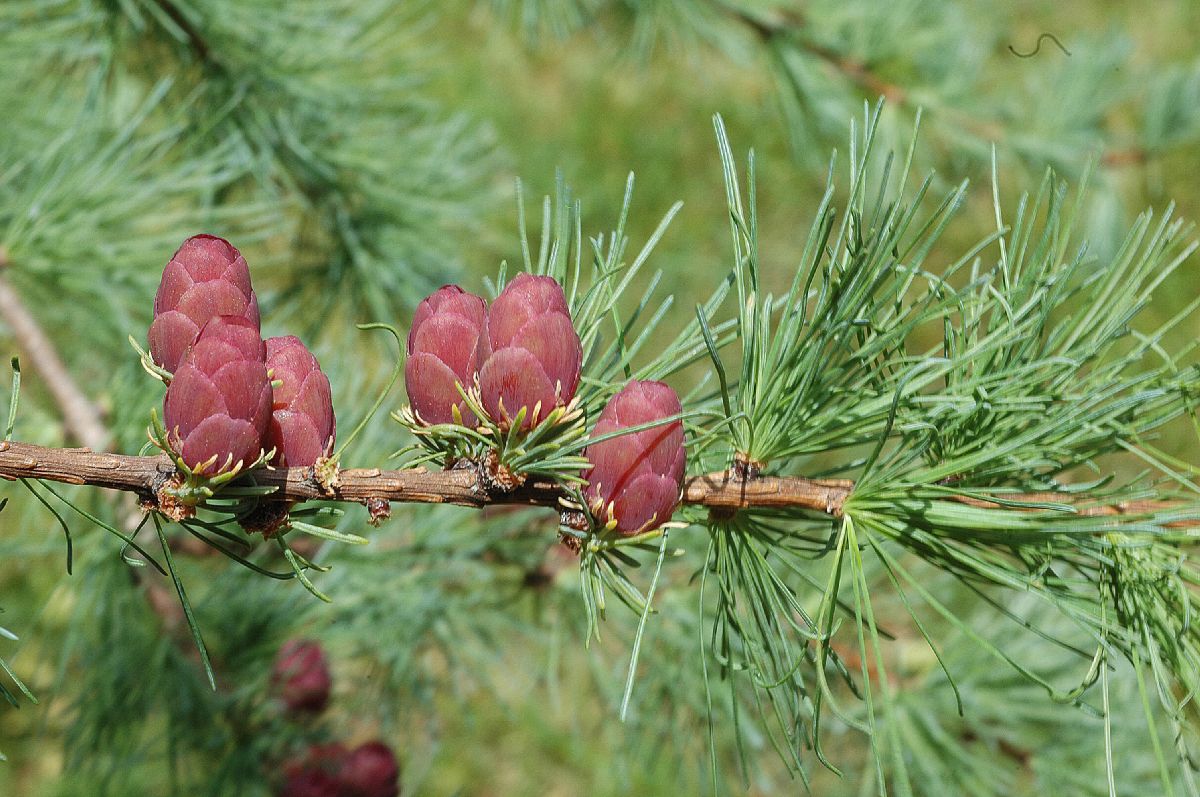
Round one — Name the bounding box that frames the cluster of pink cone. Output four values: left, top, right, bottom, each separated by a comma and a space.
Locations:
280, 742, 399, 797
150, 235, 335, 474
149, 237, 687, 534
407, 277, 687, 535
270, 641, 400, 797
405, 274, 582, 430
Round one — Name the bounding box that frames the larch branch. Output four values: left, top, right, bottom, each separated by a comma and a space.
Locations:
0, 440, 1192, 527
0, 439, 846, 512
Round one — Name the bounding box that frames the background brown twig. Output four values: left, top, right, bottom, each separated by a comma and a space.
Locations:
724, 5, 1151, 169
0, 252, 110, 451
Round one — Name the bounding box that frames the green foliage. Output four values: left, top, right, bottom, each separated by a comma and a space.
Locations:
680, 103, 1200, 789
0, 575, 37, 763
491, 0, 1200, 258
5, 0, 498, 347
712, 109, 971, 466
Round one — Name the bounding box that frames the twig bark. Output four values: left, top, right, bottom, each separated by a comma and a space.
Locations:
0, 439, 1191, 526
0, 440, 848, 513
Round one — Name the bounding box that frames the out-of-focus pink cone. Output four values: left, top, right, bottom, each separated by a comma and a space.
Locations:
270, 639, 332, 714
338, 742, 401, 797
277, 744, 347, 797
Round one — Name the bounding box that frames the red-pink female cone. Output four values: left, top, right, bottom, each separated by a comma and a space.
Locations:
583, 380, 686, 534
265, 336, 335, 467
405, 285, 486, 425
339, 742, 401, 797
276, 742, 400, 797
478, 274, 581, 430
278, 744, 347, 797
149, 234, 261, 373
163, 315, 271, 473
270, 639, 332, 714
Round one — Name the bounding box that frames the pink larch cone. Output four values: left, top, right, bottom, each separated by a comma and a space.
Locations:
148, 234, 260, 373
477, 274, 581, 430
277, 744, 347, 797
338, 742, 401, 797
265, 336, 335, 467
405, 285, 487, 426
270, 639, 332, 714
583, 380, 686, 535
162, 315, 271, 473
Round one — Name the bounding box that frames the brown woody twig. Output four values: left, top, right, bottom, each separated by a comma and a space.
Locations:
0, 440, 847, 514
0, 439, 1192, 527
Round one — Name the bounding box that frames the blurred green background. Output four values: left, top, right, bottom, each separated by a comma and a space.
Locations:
2, 1, 1199, 794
